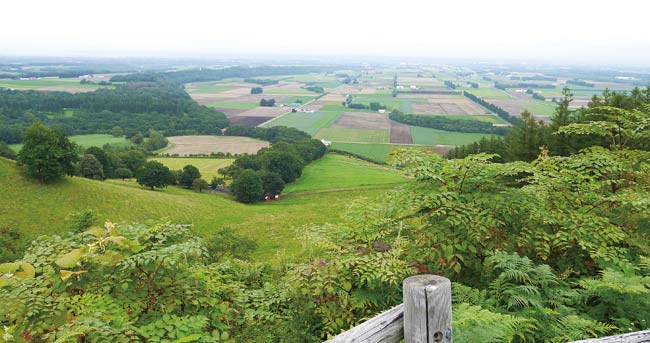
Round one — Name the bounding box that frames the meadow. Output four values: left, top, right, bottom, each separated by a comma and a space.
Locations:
315, 128, 390, 143
464, 88, 513, 100
262, 110, 343, 135
329, 142, 392, 163
523, 101, 558, 117
0, 154, 405, 261
0, 77, 112, 91
410, 126, 493, 145
9, 134, 130, 152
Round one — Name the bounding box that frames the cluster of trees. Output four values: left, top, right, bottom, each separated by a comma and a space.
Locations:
259, 98, 276, 107
110, 66, 339, 85
526, 88, 547, 101
304, 85, 324, 93
79, 79, 112, 86
495, 82, 555, 90
243, 78, 279, 86
250, 87, 263, 94
567, 79, 595, 87
467, 81, 479, 88
219, 126, 326, 203
463, 91, 520, 125
389, 110, 510, 135
0, 84, 229, 144
444, 80, 457, 89
13, 122, 169, 183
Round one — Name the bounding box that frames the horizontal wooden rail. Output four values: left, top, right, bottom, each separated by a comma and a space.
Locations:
569, 330, 650, 342
322, 275, 650, 343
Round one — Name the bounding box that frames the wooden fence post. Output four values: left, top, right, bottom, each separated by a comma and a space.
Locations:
403, 275, 452, 343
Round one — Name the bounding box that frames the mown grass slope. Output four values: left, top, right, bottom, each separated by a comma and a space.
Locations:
0, 154, 406, 262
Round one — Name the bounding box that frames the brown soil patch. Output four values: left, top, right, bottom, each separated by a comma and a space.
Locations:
319, 94, 346, 102
235, 107, 289, 118
390, 121, 413, 144
397, 94, 461, 99
38, 86, 100, 93
165, 136, 269, 156
189, 93, 242, 105
490, 100, 528, 118
228, 116, 270, 127
330, 112, 391, 130
213, 108, 249, 117
412, 100, 487, 115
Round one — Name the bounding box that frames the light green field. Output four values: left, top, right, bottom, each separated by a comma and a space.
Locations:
150, 157, 234, 180
9, 134, 130, 152
410, 126, 493, 146
265, 88, 313, 95
523, 101, 558, 117
185, 82, 238, 93
330, 142, 392, 163
466, 88, 513, 100
263, 111, 343, 135
280, 96, 317, 105
427, 114, 508, 124
315, 128, 390, 143
0, 78, 112, 91
207, 101, 259, 109
0, 155, 404, 262
284, 154, 406, 194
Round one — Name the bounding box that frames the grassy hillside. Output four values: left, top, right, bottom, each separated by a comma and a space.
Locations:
0, 154, 406, 262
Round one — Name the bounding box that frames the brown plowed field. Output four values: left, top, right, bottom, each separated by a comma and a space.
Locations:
165, 136, 269, 156
330, 112, 391, 130
228, 116, 270, 127
390, 121, 413, 144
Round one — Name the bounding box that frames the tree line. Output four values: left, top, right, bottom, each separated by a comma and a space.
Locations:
463, 91, 520, 125
444, 80, 457, 89
110, 66, 342, 85
449, 86, 650, 161
566, 79, 595, 87
389, 110, 510, 135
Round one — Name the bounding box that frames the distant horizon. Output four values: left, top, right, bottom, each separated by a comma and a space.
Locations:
2, 0, 650, 69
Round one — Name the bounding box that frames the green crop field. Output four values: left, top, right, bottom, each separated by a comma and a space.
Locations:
523, 101, 558, 117
0, 155, 404, 262
410, 126, 493, 146
9, 134, 130, 152
315, 128, 390, 143
0, 78, 112, 90
330, 142, 392, 163
150, 157, 234, 180
280, 96, 317, 105
283, 154, 406, 194
263, 111, 343, 135
185, 82, 238, 93
424, 114, 508, 124
207, 101, 259, 109
265, 88, 313, 95
466, 88, 513, 100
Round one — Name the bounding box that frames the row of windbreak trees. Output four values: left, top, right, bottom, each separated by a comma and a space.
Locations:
388, 109, 510, 134
1, 98, 648, 342
449, 86, 650, 161
463, 90, 520, 125
220, 126, 327, 203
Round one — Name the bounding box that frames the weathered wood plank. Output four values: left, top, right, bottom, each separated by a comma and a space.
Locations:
324, 304, 404, 343
403, 275, 452, 343
569, 330, 650, 343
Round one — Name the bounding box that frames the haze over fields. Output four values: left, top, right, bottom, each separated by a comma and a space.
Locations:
2, 0, 650, 65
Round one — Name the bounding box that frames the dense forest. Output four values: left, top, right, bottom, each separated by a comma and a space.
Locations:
0, 84, 228, 143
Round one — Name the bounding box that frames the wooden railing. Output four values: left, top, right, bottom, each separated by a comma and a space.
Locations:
324, 275, 650, 343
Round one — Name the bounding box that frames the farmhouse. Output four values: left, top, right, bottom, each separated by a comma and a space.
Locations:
320, 139, 332, 147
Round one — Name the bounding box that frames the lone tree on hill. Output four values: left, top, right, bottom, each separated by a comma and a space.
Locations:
136, 161, 174, 190
231, 169, 263, 203
17, 122, 78, 183
192, 178, 209, 193
178, 164, 201, 188
79, 154, 105, 180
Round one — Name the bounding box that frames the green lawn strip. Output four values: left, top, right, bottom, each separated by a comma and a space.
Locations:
315, 128, 390, 143
409, 126, 493, 146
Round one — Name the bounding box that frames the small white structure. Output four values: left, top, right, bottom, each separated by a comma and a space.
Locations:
409, 85, 418, 90
378, 109, 387, 114
320, 139, 332, 147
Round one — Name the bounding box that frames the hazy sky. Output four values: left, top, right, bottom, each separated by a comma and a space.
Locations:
2, 0, 649, 65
